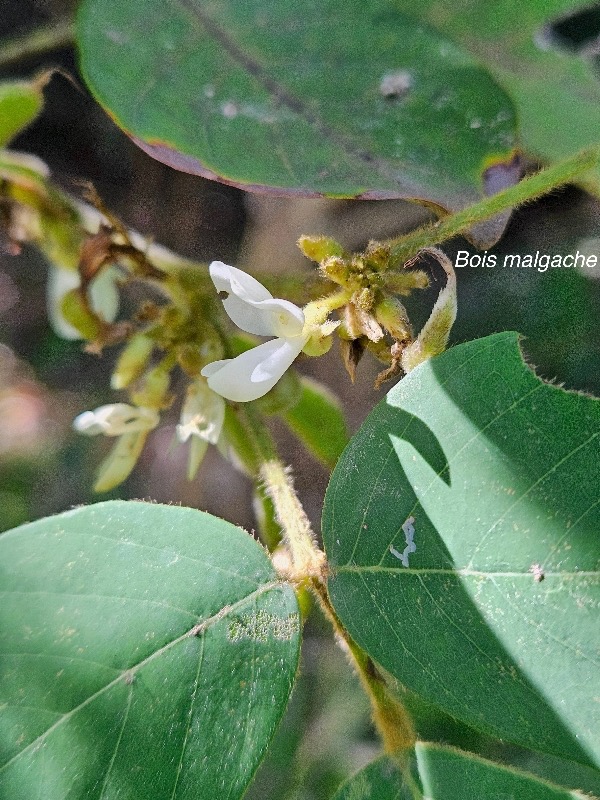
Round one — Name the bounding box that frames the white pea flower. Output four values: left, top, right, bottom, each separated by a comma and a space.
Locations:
47, 265, 119, 340
201, 262, 309, 402
73, 403, 159, 492
73, 403, 159, 437
176, 377, 226, 479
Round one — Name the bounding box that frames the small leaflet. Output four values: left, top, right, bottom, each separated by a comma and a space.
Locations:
389, 516, 416, 567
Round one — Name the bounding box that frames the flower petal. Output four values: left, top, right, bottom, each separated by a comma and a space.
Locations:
73, 403, 159, 436
201, 337, 306, 402
209, 261, 272, 303
176, 378, 225, 445
47, 265, 81, 340
209, 261, 304, 337
47, 265, 120, 341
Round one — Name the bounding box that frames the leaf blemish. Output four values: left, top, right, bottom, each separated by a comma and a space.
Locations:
389, 516, 416, 567
379, 71, 412, 99
529, 563, 545, 582
227, 610, 300, 643
221, 101, 238, 119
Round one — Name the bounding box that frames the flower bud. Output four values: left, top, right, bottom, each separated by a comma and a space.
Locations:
131, 365, 171, 409
321, 256, 350, 285
374, 296, 412, 342
355, 287, 375, 312
94, 431, 149, 492
364, 240, 391, 271
297, 235, 344, 263
384, 269, 429, 296
111, 334, 154, 390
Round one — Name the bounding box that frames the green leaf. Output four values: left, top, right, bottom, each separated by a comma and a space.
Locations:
0, 500, 300, 799
0, 77, 45, 147
332, 755, 404, 800
332, 745, 596, 799
77, 0, 520, 246
390, 1, 600, 193
280, 376, 349, 469
323, 332, 600, 766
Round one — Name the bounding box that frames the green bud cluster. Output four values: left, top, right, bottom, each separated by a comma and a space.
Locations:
297, 234, 433, 385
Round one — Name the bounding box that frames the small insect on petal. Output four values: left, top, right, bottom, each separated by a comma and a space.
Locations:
209, 261, 305, 338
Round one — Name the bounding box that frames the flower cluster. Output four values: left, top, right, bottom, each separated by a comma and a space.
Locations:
70, 244, 455, 492
72, 261, 318, 489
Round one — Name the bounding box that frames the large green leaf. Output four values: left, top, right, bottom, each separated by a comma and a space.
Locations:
0, 500, 300, 798
332, 745, 595, 799
323, 332, 600, 766
77, 0, 520, 245
392, 1, 600, 192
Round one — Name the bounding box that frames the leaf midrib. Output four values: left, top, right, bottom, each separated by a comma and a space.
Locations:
333, 566, 599, 577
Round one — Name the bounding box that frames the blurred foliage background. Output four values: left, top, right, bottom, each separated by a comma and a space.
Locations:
1, 2, 599, 797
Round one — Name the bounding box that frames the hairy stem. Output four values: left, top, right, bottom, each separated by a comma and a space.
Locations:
0, 19, 75, 68
311, 579, 416, 757
388, 147, 600, 266
260, 458, 325, 578
237, 406, 418, 771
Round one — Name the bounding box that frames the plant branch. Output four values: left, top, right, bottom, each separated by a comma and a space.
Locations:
238, 409, 417, 761
260, 457, 325, 578
387, 147, 600, 266
311, 579, 416, 757
0, 19, 75, 69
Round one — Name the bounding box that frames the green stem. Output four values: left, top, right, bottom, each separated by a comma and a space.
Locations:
388, 147, 600, 266
260, 457, 325, 578
252, 484, 284, 552
311, 579, 416, 757
0, 19, 75, 69
232, 405, 326, 574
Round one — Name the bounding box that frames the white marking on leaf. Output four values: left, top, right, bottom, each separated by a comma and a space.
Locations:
227, 610, 300, 643
389, 516, 416, 567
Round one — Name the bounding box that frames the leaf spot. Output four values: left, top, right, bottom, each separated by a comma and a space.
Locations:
221, 101, 239, 119
379, 70, 412, 99
227, 610, 300, 643
529, 563, 545, 582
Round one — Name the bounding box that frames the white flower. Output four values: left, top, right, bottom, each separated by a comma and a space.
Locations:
73, 403, 159, 492
47, 265, 119, 340
176, 378, 225, 444
73, 403, 159, 436
176, 377, 225, 479
201, 262, 309, 402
